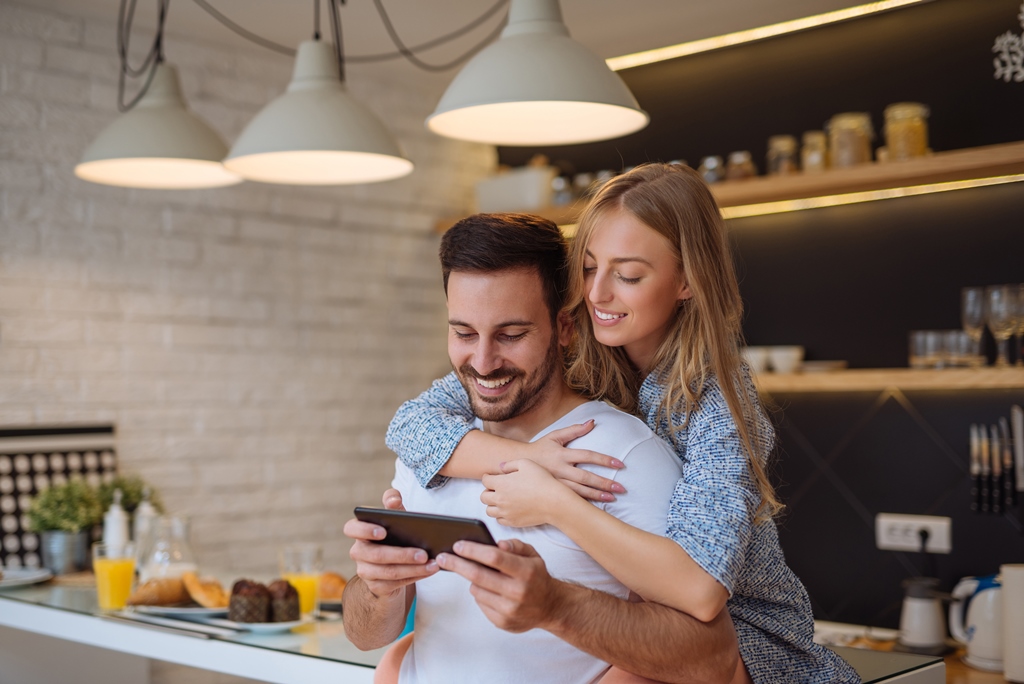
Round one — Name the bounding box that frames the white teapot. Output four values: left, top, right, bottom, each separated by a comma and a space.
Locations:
949, 574, 1003, 672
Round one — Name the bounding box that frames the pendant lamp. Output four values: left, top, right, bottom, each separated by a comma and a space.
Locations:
427, 0, 648, 146
224, 40, 414, 185
75, 63, 242, 189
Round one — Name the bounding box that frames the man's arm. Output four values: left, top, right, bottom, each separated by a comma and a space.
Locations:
438, 539, 740, 684
341, 490, 439, 651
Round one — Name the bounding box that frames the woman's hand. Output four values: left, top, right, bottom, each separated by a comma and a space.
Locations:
519, 420, 626, 502
481, 459, 582, 528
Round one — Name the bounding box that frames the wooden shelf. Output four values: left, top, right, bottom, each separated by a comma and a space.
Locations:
755, 367, 1024, 393
435, 140, 1024, 231
711, 139, 1024, 208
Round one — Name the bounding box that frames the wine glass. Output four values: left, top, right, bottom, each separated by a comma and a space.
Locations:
1016, 283, 1024, 367
961, 287, 985, 367
985, 285, 1017, 367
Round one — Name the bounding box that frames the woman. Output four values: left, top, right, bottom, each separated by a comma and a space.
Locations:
385, 164, 859, 683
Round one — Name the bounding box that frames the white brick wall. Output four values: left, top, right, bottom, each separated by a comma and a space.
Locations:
0, 4, 495, 679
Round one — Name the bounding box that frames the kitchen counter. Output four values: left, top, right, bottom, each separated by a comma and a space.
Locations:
1, 580, 954, 684
0, 577, 387, 684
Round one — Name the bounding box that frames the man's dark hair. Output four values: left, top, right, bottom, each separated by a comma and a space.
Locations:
440, 213, 568, 321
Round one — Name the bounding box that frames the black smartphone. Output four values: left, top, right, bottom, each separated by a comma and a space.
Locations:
353, 507, 497, 559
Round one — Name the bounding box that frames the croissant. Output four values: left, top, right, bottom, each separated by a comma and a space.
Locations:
127, 577, 189, 606
320, 571, 348, 600
182, 571, 229, 609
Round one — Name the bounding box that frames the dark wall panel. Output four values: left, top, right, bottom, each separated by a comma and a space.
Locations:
730, 181, 1024, 368
500, 0, 1024, 174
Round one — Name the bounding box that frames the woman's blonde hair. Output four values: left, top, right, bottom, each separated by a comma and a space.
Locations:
564, 163, 782, 520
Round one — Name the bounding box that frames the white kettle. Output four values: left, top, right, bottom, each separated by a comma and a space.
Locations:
949, 574, 1003, 672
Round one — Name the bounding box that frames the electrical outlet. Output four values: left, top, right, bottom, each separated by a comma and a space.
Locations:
875, 513, 952, 554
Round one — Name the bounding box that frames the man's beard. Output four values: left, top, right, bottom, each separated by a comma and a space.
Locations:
455, 334, 562, 423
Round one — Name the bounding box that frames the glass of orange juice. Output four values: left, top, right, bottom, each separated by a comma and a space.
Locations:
93, 542, 136, 612
280, 543, 322, 616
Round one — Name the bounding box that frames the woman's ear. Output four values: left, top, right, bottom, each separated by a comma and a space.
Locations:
677, 273, 693, 302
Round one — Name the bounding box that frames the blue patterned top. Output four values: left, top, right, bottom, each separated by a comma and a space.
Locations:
386, 369, 860, 683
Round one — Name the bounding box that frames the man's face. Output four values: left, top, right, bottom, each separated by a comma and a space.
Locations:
447, 268, 568, 423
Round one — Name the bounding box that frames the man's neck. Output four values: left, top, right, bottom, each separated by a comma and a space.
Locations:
482, 382, 588, 443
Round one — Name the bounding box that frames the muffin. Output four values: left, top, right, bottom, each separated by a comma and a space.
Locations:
267, 579, 300, 622
228, 579, 270, 623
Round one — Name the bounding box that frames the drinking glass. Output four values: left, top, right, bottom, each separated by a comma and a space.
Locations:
985, 285, 1017, 367
280, 543, 322, 615
961, 287, 985, 367
93, 541, 135, 611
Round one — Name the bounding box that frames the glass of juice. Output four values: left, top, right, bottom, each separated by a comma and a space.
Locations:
93, 542, 136, 612
280, 543, 322, 616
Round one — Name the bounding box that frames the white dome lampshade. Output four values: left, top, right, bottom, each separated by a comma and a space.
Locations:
427, 0, 648, 146
224, 40, 414, 185
75, 63, 242, 189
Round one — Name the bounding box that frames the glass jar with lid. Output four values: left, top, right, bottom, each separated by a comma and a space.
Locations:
766, 135, 798, 175
884, 102, 929, 161
827, 112, 874, 168
725, 151, 757, 180
801, 131, 827, 174
697, 155, 724, 184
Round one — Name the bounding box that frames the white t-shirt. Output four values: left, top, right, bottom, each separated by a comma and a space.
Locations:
394, 400, 682, 684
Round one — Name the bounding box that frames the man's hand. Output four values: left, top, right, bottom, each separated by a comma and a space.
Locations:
436, 538, 563, 633
343, 488, 439, 599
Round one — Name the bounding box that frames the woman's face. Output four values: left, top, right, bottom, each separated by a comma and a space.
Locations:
582, 207, 690, 370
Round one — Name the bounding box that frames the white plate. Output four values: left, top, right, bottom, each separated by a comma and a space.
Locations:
134, 605, 229, 617
205, 617, 312, 633
0, 568, 53, 588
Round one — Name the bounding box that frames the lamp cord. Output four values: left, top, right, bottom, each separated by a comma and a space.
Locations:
327, 0, 345, 81
117, 0, 168, 111
371, 0, 507, 72
189, 0, 509, 68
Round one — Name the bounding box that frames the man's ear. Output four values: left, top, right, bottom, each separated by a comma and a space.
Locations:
556, 310, 574, 346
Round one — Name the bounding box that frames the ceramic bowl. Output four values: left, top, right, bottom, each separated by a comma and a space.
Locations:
768, 346, 805, 373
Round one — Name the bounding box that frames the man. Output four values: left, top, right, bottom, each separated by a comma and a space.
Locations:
343, 214, 742, 684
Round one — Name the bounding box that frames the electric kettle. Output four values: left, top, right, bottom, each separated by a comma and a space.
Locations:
949, 574, 1003, 672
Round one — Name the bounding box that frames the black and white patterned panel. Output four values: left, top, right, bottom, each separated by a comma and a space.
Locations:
0, 427, 117, 569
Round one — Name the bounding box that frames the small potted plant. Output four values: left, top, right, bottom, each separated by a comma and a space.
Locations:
26, 479, 103, 574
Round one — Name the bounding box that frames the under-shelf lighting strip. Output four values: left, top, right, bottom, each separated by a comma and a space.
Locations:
605, 0, 932, 71
719, 173, 1024, 219
553, 173, 1024, 233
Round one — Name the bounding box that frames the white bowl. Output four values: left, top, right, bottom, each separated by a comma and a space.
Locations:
768, 346, 805, 374
740, 346, 770, 374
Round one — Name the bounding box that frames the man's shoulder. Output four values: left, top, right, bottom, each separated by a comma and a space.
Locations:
544, 401, 677, 467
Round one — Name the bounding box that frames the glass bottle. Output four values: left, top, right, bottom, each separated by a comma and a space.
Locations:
827, 112, 874, 168
884, 102, 929, 161
801, 131, 827, 174
766, 135, 798, 175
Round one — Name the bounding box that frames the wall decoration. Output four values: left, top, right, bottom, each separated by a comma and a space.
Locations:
993, 3, 1024, 82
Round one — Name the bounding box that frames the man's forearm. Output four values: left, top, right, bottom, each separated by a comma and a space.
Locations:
544, 582, 739, 684
340, 577, 411, 651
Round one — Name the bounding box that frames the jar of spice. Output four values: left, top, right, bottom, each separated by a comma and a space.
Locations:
827, 112, 874, 168
884, 102, 929, 161
766, 135, 798, 175
801, 131, 827, 174
725, 151, 757, 180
